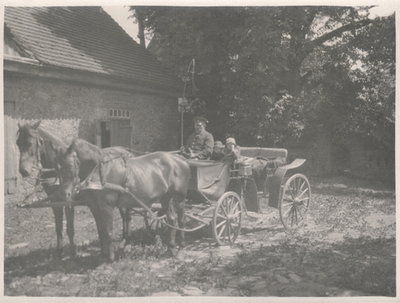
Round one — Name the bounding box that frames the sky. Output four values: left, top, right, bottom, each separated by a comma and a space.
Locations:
102, 6, 139, 42
103, 5, 396, 45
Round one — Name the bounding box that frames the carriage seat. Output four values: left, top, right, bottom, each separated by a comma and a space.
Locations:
239, 147, 288, 161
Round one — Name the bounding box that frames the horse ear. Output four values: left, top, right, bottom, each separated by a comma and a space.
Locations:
32, 120, 41, 129
17, 121, 22, 129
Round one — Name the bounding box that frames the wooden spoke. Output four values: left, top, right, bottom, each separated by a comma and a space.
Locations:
298, 195, 310, 202
287, 186, 296, 200
296, 206, 304, 220
216, 219, 226, 229
230, 200, 239, 215
282, 204, 293, 218
217, 213, 228, 220
297, 187, 310, 200
221, 202, 229, 217
218, 223, 226, 238
231, 210, 241, 218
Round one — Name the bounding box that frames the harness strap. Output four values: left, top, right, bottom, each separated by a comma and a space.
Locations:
74, 153, 133, 194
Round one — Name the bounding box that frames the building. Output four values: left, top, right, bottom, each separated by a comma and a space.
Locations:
4, 6, 181, 194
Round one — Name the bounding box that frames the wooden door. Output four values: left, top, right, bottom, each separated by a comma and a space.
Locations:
110, 119, 132, 148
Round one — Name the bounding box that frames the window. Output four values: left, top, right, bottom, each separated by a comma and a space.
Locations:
108, 108, 130, 119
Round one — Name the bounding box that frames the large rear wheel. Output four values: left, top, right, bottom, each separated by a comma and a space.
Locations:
279, 173, 311, 230
213, 191, 243, 245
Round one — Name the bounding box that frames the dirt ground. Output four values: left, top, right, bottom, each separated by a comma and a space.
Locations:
4, 176, 396, 297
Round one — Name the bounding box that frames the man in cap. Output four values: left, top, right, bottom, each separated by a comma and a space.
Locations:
182, 116, 214, 160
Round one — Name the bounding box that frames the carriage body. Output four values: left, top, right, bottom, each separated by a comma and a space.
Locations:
239, 147, 311, 229
183, 147, 311, 243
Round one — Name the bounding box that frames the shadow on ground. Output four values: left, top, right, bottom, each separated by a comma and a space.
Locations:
4, 242, 105, 283
222, 236, 396, 296
4, 226, 210, 284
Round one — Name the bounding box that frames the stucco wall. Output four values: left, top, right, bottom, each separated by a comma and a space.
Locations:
5, 72, 180, 196
5, 73, 180, 151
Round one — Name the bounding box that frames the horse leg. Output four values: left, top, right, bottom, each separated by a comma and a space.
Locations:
52, 206, 64, 258
96, 196, 115, 262
174, 194, 186, 248
119, 207, 131, 242
163, 194, 178, 256
125, 208, 131, 240
87, 201, 107, 258
65, 206, 76, 257
118, 207, 126, 241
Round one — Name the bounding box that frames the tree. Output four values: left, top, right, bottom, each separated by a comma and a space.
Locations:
129, 7, 394, 152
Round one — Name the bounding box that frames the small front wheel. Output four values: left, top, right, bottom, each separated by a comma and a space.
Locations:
213, 191, 243, 245
279, 173, 311, 230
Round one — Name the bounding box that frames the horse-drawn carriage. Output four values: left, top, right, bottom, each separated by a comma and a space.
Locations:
177, 147, 311, 245
16, 122, 311, 260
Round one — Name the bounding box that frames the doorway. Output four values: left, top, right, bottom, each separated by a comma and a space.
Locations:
100, 121, 110, 148
110, 119, 132, 148
98, 108, 132, 149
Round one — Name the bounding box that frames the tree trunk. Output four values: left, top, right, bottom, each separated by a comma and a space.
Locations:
136, 9, 146, 48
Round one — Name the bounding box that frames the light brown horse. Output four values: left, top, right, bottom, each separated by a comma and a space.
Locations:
56, 138, 190, 261
16, 121, 136, 257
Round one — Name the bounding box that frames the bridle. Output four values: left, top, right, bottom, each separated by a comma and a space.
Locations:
17, 128, 60, 204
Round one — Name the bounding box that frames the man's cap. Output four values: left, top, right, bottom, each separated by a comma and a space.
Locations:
226, 137, 236, 145
194, 116, 208, 125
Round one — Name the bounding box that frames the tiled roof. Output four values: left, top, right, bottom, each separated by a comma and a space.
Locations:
4, 6, 179, 90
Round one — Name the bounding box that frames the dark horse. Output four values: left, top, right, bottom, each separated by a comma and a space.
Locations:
16, 121, 136, 257
56, 138, 190, 261
16, 121, 75, 256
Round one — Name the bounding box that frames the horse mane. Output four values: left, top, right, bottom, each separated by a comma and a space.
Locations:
38, 126, 67, 149
71, 138, 103, 164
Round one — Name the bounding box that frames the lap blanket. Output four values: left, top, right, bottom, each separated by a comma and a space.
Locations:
187, 160, 231, 201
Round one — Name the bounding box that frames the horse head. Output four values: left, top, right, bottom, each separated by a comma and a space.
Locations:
16, 120, 43, 177
56, 143, 81, 202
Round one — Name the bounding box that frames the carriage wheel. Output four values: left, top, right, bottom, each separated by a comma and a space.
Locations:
279, 173, 311, 230
213, 191, 243, 245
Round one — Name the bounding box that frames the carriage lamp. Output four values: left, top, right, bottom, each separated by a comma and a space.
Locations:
178, 97, 189, 113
